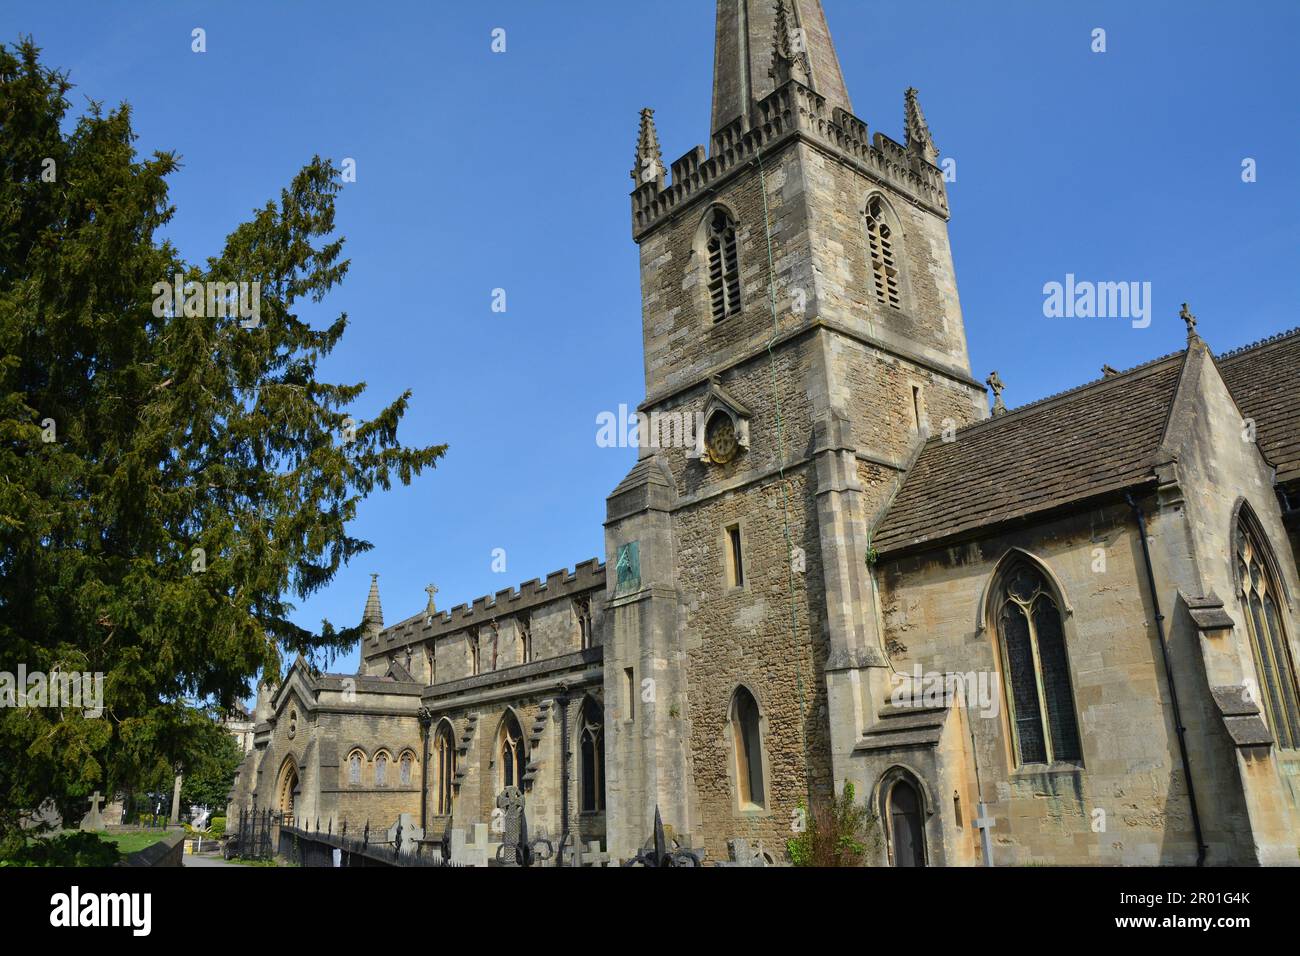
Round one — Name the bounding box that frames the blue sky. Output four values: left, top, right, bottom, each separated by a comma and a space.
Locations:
6, 1, 1298, 677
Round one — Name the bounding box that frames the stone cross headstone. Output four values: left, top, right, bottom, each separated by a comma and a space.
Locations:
388, 813, 423, 855
495, 786, 525, 865
79, 790, 105, 832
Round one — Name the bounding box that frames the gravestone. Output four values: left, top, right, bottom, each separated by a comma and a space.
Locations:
79, 791, 105, 832
718, 837, 765, 867
387, 813, 423, 855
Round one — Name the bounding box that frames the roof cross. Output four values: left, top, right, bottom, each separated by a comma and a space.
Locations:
986, 370, 1007, 417
1180, 302, 1199, 342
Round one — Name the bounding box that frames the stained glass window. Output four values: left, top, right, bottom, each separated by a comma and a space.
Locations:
995, 560, 1082, 765
1237, 518, 1300, 750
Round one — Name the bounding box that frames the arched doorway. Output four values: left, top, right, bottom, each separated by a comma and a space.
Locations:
276, 759, 299, 817
885, 776, 926, 867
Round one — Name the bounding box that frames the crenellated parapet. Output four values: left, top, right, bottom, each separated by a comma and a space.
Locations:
363, 558, 606, 662
631, 79, 948, 241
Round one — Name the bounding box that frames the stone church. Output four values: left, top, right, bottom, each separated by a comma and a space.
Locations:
228, 0, 1300, 866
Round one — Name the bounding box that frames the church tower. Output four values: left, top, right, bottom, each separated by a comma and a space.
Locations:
605, 0, 986, 862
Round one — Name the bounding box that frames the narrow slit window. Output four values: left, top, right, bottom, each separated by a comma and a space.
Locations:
624, 666, 636, 721
726, 524, 745, 588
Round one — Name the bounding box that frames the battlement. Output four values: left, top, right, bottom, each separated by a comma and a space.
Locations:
632, 79, 948, 241
364, 558, 606, 659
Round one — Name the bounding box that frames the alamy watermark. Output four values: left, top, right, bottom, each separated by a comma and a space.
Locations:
151, 275, 261, 328
596, 404, 706, 450
0, 665, 104, 717
890, 665, 1000, 719
1043, 273, 1151, 328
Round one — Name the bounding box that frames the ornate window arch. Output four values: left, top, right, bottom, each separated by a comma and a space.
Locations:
987, 552, 1082, 766
864, 194, 906, 311
578, 695, 606, 813
373, 749, 392, 788
700, 205, 741, 322
398, 749, 416, 787
346, 748, 365, 787
497, 710, 526, 791
433, 719, 456, 815
1233, 502, 1300, 750
728, 685, 767, 810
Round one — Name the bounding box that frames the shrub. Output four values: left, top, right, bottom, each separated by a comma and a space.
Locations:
209, 816, 226, 837
0, 831, 122, 867
786, 781, 881, 867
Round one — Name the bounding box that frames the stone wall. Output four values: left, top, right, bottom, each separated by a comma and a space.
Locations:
874, 501, 1202, 865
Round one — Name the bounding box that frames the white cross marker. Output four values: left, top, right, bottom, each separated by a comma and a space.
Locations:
973, 801, 995, 866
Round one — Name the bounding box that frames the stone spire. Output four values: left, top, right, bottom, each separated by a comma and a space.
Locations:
904, 87, 939, 165
631, 108, 665, 188
363, 573, 383, 636
710, 0, 852, 140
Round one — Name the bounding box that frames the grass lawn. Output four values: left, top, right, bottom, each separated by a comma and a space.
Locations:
96, 830, 170, 854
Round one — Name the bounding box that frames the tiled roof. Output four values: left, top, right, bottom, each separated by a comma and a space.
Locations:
873, 352, 1187, 554
1218, 328, 1300, 484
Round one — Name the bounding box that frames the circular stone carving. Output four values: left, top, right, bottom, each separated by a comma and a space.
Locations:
705, 412, 739, 464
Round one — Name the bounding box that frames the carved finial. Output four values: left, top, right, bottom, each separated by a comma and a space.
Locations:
631, 108, 665, 187
904, 87, 939, 165
363, 573, 383, 634
1180, 302, 1200, 344
770, 0, 810, 86
986, 370, 1007, 417
1101, 364, 1119, 378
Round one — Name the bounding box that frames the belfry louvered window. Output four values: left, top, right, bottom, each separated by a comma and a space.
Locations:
995, 560, 1082, 765
865, 196, 901, 310
706, 207, 741, 322
1236, 519, 1300, 750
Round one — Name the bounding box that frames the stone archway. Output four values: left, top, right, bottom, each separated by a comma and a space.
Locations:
276, 759, 299, 816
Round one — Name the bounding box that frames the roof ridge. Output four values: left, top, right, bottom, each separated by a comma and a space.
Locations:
1217, 325, 1300, 361
936, 348, 1185, 445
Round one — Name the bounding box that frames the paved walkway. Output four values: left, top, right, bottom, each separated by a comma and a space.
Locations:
184, 851, 241, 867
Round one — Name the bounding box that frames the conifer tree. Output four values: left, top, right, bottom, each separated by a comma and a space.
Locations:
0, 38, 446, 835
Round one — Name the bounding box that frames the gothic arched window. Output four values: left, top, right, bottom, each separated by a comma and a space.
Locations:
994, 558, 1082, 766
730, 687, 766, 810
347, 749, 363, 787
518, 613, 532, 664
578, 696, 606, 813
574, 596, 593, 650
865, 196, 901, 310
399, 750, 414, 787
434, 722, 456, 814
374, 751, 389, 788
1236, 513, 1300, 750
499, 712, 526, 791
705, 207, 741, 322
